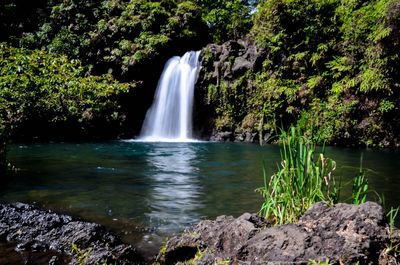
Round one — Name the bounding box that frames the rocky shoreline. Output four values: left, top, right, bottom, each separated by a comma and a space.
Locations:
0, 203, 144, 265
1, 202, 399, 264
156, 202, 400, 265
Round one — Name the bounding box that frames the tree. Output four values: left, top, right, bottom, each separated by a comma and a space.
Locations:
195, 0, 255, 43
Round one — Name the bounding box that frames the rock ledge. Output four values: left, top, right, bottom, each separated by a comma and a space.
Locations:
156, 202, 400, 265
0, 203, 144, 264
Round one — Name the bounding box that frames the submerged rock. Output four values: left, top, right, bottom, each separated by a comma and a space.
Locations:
0, 203, 144, 264
157, 202, 400, 264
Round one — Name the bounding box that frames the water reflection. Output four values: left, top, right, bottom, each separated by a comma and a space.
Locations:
144, 143, 202, 234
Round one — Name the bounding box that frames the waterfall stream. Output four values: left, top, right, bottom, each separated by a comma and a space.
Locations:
140, 51, 201, 142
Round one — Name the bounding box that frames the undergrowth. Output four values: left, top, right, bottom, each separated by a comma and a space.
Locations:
386, 207, 400, 258
257, 126, 339, 225
257, 126, 375, 225
71, 243, 92, 265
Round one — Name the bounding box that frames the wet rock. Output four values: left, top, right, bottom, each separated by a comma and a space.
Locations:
209, 131, 234, 142
0, 241, 71, 265
157, 213, 269, 264
199, 38, 264, 82
0, 203, 144, 264
234, 132, 258, 143
157, 202, 399, 264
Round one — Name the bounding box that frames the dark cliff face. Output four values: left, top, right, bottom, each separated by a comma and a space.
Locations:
194, 38, 267, 143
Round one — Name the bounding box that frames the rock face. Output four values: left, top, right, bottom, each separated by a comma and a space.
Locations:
157, 202, 399, 264
0, 203, 144, 265
194, 39, 266, 143
198, 39, 264, 83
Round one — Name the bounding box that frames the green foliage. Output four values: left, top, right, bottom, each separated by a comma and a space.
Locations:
0, 120, 7, 172
351, 171, 368, 205
0, 43, 132, 139
202, 0, 399, 147
386, 207, 400, 258
256, 126, 386, 226
295, 97, 357, 145
195, 0, 254, 43
18, 0, 207, 76
257, 126, 339, 224
1, 0, 399, 147
308, 258, 332, 265
351, 157, 368, 205
71, 243, 93, 265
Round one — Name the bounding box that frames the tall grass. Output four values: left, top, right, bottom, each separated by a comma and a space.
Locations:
386, 207, 400, 257
257, 126, 339, 224
350, 154, 369, 205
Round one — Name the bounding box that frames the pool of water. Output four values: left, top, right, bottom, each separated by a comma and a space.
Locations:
1, 141, 399, 257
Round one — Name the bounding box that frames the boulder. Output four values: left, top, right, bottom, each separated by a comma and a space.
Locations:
0, 203, 144, 264
157, 213, 269, 265
157, 202, 400, 264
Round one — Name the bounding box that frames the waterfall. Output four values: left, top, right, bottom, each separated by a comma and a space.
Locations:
139, 51, 201, 142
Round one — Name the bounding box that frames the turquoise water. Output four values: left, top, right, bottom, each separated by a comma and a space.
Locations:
1, 141, 399, 257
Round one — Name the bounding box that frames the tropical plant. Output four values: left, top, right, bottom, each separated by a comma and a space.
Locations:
257, 126, 339, 224
351, 156, 369, 205
195, 0, 254, 43
71, 243, 93, 265
18, 0, 208, 77
202, 0, 399, 147
0, 43, 132, 140
385, 207, 400, 258
0, 121, 7, 173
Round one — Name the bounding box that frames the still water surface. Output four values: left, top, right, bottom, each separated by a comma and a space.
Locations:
1, 141, 399, 256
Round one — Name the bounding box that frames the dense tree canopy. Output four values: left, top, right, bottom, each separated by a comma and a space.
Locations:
202, 0, 399, 147
0, 43, 132, 140
17, 0, 209, 78
0, 0, 398, 151
254, 0, 399, 146
194, 0, 255, 42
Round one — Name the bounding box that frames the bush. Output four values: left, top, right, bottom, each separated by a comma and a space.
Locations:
0, 43, 133, 140
201, 0, 399, 147
257, 126, 339, 224
257, 126, 376, 225
19, 0, 208, 77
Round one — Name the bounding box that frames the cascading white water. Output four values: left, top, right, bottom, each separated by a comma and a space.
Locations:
139, 51, 201, 142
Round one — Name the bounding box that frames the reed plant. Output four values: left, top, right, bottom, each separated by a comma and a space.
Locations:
71, 243, 93, 265
386, 207, 400, 257
257, 126, 339, 224
351, 155, 368, 205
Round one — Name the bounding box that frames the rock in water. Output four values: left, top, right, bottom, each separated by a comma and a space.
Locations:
0, 203, 144, 264
157, 202, 400, 264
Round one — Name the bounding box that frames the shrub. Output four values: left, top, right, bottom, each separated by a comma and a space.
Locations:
0, 43, 133, 140
257, 126, 339, 224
